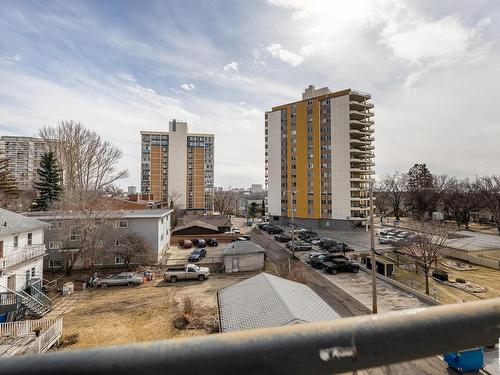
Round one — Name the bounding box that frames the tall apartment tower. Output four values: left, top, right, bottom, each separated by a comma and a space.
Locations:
0, 136, 48, 190
265, 85, 375, 229
140, 120, 214, 212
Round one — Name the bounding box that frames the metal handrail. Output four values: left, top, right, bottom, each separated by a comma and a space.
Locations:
1, 298, 498, 375
0, 285, 47, 311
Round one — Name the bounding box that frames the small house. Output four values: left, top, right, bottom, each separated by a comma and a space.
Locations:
222, 241, 266, 273
217, 273, 340, 332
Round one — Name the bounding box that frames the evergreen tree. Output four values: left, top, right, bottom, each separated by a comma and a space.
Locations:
32, 152, 62, 211
0, 156, 19, 196
405, 164, 436, 220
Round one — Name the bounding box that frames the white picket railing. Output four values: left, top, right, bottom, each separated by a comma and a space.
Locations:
0, 245, 46, 270
0, 318, 63, 357
0, 318, 57, 338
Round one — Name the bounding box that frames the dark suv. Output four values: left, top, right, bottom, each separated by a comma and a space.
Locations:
311, 254, 347, 269
266, 226, 284, 234
274, 234, 292, 243
323, 259, 360, 275
205, 238, 218, 247
192, 239, 206, 247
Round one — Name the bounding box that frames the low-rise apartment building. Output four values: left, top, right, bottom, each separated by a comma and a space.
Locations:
141, 119, 214, 213
0, 209, 50, 321
265, 85, 375, 229
26, 209, 172, 271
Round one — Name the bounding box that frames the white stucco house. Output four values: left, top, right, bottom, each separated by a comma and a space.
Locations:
0, 208, 50, 321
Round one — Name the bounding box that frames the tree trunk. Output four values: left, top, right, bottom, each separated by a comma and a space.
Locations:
415, 261, 418, 274
424, 271, 430, 295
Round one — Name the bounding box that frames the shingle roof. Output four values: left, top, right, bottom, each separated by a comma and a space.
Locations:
182, 214, 232, 228
217, 273, 340, 332
222, 241, 266, 256
0, 208, 50, 236
24, 209, 172, 220
172, 220, 219, 234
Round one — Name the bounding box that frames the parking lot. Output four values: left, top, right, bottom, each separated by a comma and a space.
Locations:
165, 241, 225, 265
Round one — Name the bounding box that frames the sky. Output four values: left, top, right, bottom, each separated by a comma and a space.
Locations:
1, 0, 499, 190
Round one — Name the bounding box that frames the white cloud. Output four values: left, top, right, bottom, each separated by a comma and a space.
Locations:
0, 54, 22, 64
223, 61, 239, 72
382, 16, 484, 65
299, 45, 315, 57
266, 43, 304, 67
180, 83, 196, 91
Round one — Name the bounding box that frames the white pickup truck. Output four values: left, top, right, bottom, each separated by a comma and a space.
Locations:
163, 264, 210, 283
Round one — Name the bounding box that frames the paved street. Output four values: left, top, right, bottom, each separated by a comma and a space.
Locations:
446, 231, 500, 251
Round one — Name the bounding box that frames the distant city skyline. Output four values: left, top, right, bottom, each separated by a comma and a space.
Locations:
1, 1, 500, 189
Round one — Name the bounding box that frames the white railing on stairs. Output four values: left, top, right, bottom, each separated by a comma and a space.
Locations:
0, 318, 63, 356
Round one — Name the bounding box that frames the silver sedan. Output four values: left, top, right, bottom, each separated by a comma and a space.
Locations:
95, 272, 144, 288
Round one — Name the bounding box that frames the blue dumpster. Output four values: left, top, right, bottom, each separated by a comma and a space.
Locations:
444, 348, 484, 373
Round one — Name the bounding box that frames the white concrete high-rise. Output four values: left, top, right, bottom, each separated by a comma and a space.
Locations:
265, 85, 375, 229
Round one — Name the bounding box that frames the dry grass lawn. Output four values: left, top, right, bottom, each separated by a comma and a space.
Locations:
57, 272, 258, 350
393, 259, 500, 304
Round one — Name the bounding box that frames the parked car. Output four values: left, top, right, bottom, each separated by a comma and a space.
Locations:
298, 231, 318, 240
318, 239, 341, 250
309, 254, 346, 269
310, 239, 323, 246
179, 239, 193, 249
188, 249, 205, 262
232, 236, 249, 242
305, 251, 325, 264
95, 272, 144, 288
257, 223, 269, 230
303, 235, 321, 243
290, 242, 313, 252
274, 234, 293, 243
266, 226, 284, 234
233, 227, 241, 234
323, 259, 360, 275
378, 235, 396, 244
163, 264, 210, 283
192, 239, 206, 247
205, 238, 218, 247
315, 254, 349, 269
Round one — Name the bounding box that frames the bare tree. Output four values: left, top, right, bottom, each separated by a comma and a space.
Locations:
442, 178, 480, 230
397, 223, 451, 294
274, 260, 306, 284
39, 121, 128, 274
380, 173, 406, 220
213, 188, 237, 216
476, 176, 500, 235
106, 233, 150, 270
39, 120, 128, 192
49, 194, 116, 275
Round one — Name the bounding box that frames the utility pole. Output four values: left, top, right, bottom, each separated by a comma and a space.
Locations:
369, 179, 378, 314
